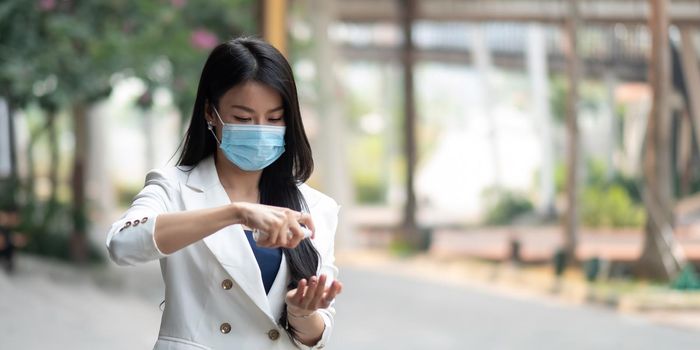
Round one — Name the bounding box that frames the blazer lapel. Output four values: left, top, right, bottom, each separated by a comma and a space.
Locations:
267, 253, 290, 321
180, 156, 275, 323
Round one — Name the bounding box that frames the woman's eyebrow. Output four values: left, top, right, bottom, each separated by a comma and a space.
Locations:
231, 105, 284, 113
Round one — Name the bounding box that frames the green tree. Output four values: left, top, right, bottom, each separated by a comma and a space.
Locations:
0, 0, 255, 262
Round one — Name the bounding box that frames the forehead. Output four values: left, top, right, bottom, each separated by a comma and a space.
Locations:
218, 81, 282, 110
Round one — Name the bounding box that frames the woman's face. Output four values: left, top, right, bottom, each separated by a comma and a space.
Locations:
207, 81, 285, 132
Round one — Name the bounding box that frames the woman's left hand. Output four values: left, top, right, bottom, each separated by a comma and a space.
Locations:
285, 274, 343, 317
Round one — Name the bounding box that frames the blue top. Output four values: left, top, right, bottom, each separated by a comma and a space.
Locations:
243, 229, 283, 294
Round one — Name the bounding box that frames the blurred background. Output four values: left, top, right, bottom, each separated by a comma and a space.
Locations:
2, 0, 700, 349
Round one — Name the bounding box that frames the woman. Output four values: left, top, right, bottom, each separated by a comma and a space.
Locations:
106, 37, 342, 350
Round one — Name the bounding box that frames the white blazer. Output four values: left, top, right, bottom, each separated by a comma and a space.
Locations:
106, 155, 340, 350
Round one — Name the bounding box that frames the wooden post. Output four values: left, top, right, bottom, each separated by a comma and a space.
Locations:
563, 0, 581, 263
261, 0, 288, 56
399, 0, 420, 249
680, 27, 700, 154
637, 0, 685, 280
70, 102, 88, 263
679, 27, 700, 197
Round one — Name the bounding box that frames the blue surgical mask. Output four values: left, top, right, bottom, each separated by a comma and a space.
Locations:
209, 107, 286, 171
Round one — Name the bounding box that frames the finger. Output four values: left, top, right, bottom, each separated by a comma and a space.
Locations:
321, 280, 342, 307
276, 211, 294, 247
336, 281, 343, 294
255, 218, 276, 247
284, 210, 303, 245
309, 274, 327, 309
291, 279, 307, 305
277, 223, 289, 247
286, 221, 305, 248
297, 212, 316, 239
301, 275, 319, 309
266, 220, 285, 247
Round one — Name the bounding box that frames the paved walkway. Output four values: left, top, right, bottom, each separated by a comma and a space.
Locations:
1, 253, 699, 349
331, 266, 700, 350
0, 256, 162, 349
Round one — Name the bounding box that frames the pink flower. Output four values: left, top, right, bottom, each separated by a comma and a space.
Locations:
38, 0, 55, 11
190, 29, 219, 50
170, 0, 186, 8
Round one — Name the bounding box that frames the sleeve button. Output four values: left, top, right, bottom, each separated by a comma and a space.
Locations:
220, 323, 231, 334
221, 279, 233, 290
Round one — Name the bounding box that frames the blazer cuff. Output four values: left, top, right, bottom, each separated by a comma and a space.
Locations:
106, 214, 170, 266
293, 308, 334, 350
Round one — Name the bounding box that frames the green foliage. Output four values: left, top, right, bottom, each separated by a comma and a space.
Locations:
116, 183, 142, 209
550, 76, 568, 124
123, 0, 256, 116
555, 158, 642, 202
389, 239, 417, 257
586, 158, 642, 202
17, 199, 103, 263
0, 0, 255, 115
554, 158, 645, 228
581, 185, 645, 228
354, 175, 386, 204
350, 135, 388, 204
549, 75, 608, 124
580, 159, 645, 228
0, 178, 19, 210
554, 161, 567, 194
0, 0, 255, 262
482, 187, 534, 225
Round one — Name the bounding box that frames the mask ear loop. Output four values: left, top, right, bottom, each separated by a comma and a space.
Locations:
208, 106, 225, 145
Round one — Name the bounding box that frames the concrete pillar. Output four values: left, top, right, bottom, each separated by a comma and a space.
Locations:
527, 24, 555, 218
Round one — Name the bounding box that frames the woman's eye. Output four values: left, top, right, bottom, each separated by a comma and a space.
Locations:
234, 116, 252, 122
269, 117, 284, 122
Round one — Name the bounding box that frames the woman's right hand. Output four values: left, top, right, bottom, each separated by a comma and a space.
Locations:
234, 202, 315, 249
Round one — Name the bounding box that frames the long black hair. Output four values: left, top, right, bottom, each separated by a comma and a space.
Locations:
177, 37, 320, 343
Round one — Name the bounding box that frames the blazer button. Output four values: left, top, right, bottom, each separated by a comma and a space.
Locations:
268, 329, 280, 340
141, 217, 148, 223
221, 279, 233, 290
133, 219, 140, 226
220, 323, 231, 334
